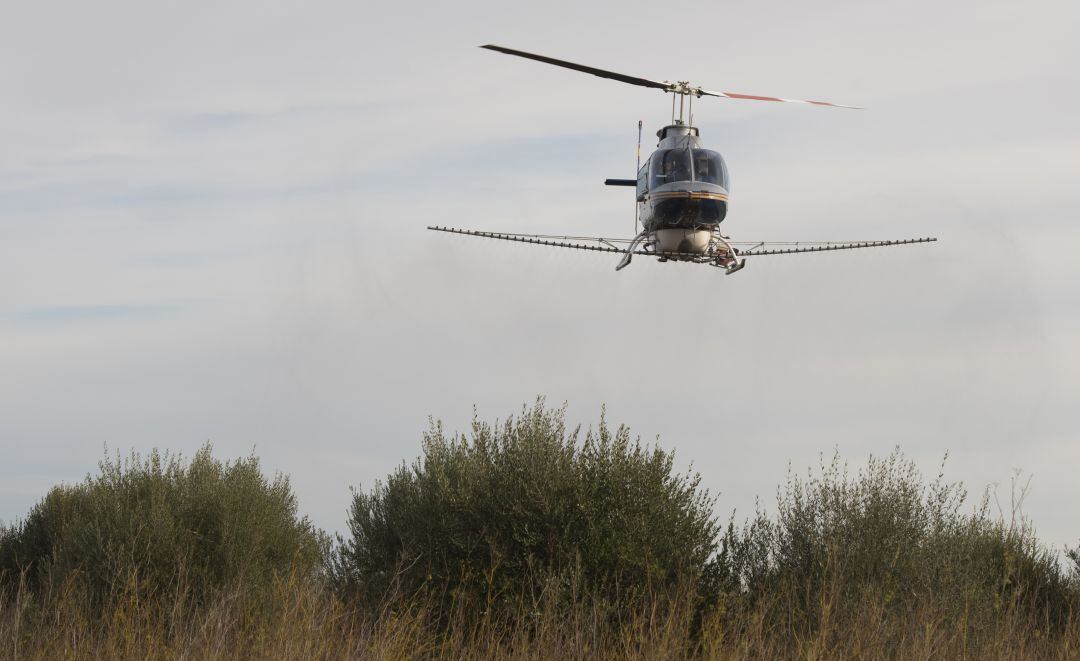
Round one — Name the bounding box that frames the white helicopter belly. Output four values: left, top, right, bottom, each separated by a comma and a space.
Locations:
651, 228, 712, 255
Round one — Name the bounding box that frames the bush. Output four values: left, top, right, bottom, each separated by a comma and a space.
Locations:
713, 449, 1075, 635
333, 401, 719, 615
0, 444, 325, 610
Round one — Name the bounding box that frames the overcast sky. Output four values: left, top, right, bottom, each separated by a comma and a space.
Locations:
2, 0, 1077, 550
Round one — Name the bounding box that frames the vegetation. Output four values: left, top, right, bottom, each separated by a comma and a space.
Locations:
1, 405, 1077, 658
0, 445, 324, 611
712, 452, 1077, 651
332, 402, 717, 616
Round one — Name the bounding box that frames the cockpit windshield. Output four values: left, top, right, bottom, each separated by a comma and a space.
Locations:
650, 149, 692, 188
692, 149, 729, 187
650, 148, 729, 188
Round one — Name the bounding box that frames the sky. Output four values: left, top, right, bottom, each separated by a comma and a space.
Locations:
2, 0, 1078, 551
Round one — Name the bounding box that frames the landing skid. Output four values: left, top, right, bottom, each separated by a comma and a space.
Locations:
709, 231, 747, 275
619, 228, 746, 273
615, 230, 649, 271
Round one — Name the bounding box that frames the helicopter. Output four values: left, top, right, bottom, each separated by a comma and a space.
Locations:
428, 44, 936, 275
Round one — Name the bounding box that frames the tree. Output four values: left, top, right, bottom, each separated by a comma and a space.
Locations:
334, 401, 718, 614
0, 444, 325, 609
715, 449, 1075, 633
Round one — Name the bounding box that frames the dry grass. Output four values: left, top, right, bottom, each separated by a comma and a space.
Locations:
2, 568, 1076, 660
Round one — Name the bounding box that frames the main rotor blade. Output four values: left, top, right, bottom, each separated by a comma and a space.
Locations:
697, 87, 862, 110
481, 44, 670, 91
482, 44, 860, 109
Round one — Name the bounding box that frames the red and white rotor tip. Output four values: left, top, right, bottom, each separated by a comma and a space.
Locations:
697, 88, 861, 110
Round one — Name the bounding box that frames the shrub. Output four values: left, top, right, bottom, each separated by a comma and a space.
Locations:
713, 449, 1075, 635
0, 444, 325, 610
333, 401, 719, 615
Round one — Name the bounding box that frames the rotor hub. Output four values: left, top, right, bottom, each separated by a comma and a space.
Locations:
663, 81, 704, 97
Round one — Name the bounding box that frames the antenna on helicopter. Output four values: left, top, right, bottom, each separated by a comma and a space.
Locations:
480, 44, 862, 112
635, 120, 642, 234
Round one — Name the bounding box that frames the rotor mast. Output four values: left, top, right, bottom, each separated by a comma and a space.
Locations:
666, 82, 702, 125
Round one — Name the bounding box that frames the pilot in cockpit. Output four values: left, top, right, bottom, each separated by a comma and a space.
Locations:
664, 151, 691, 183
694, 155, 714, 184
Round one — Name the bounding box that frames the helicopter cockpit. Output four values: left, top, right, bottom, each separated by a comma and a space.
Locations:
649, 148, 729, 189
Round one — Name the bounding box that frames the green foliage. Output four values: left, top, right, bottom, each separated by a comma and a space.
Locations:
0, 444, 325, 609
713, 449, 1075, 632
1, 408, 1075, 655
333, 401, 719, 613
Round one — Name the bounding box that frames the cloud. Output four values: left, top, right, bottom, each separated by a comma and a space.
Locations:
9, 304, 184, 326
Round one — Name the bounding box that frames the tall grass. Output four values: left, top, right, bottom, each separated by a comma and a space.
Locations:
2, 568, 1076, 659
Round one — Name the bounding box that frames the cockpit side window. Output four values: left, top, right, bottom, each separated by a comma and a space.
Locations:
692, 149, 729, 188
650, 149, 692, 188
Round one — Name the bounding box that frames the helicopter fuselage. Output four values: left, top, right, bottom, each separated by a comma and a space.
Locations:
629, 123, 730, 255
